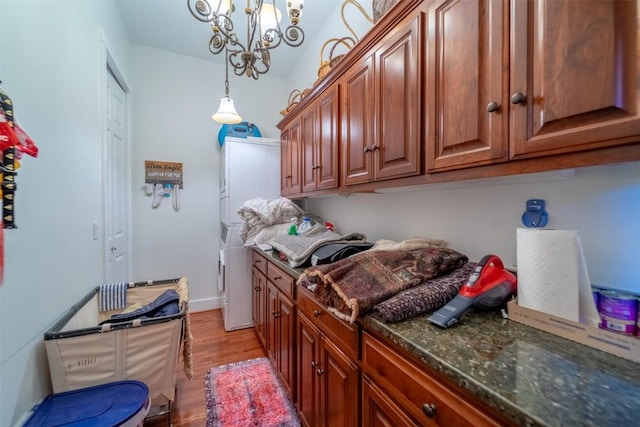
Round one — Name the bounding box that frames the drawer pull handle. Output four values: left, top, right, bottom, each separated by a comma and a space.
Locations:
274, 275, 282, 280
313, 310, 322, 317
254, 260, 261, 264
422, 403, 437, 419
316, 368, 324, 376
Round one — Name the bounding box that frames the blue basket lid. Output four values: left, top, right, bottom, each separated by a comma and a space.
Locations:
24, 380, 149, 427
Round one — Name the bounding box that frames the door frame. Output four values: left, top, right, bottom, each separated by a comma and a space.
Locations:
99, 31, 133, 282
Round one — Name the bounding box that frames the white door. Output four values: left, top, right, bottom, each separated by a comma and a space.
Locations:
104, 68, 129, 282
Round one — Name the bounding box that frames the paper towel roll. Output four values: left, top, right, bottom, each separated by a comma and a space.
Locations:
516, 229, 581, 322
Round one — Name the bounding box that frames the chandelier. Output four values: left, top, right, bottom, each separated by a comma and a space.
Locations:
188, 0, 305, 80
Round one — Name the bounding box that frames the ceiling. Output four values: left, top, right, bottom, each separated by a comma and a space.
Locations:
115, 0, 342, 79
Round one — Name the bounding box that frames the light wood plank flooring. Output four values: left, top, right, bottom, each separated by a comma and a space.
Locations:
144, 309, 266, 427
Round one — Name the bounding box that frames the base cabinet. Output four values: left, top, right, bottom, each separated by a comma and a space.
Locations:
251, 264, 267, 348
266, 277, 295, 400
361, 332, 507, 427
297, 311, 360, 427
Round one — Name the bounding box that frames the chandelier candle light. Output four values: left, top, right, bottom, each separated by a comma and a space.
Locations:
188, 0, 305, 79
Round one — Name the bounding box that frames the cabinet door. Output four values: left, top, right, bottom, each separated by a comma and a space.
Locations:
277, 292, 296, 400
282, 120, 302, 196
266, 281, 278, 366
362, 375, 419, 427
297, 312, 321, 427
301, 104, 319, 193
317, 85, 340, 190
510, 0, 640, 158
319, 336, 360, 427
374, 11, 423, 180
280, 130, 289, 195
251, 266, 267, 348
341, 55, 375, 186
426, 0, 508, 171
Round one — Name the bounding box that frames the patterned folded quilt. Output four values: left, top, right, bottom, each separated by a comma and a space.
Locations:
370, 262, 477, 323
297, 247, 468, 323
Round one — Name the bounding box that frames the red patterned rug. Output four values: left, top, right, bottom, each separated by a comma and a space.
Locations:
205, 357, 300, 426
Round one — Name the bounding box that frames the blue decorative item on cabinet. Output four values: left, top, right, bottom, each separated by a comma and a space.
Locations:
218, 121, 262, 147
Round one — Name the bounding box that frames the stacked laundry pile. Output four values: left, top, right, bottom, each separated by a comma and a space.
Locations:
237, 197, 305, 247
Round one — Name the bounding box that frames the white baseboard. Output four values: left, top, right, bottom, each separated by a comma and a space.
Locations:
189, 296, 222, 313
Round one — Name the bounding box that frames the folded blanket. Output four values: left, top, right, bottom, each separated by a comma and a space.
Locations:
370, 262, 477, 323
237, 197, 305, 243
268, 224, 367, 267
298, 246, 468, 323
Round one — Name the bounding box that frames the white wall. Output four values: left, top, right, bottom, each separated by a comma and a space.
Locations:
306, 162, 640, 294
0, 1, 130, 425
129, 44, 287, 311
286, 1, 374, 96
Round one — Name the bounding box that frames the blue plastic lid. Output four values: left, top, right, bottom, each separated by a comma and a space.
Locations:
24, 380, 149, 427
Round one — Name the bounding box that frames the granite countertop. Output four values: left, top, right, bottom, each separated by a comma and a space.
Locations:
362, 310, 640, 427
259, 248, 640, 426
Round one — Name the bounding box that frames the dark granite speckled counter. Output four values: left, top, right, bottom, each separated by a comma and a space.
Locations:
259, 249, 640, 426
362, 311, 640, 427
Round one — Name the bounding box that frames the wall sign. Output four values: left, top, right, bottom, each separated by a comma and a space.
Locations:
145, 160, 183, 189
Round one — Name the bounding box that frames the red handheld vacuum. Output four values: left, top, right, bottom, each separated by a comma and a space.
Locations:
428, 254, 517, 328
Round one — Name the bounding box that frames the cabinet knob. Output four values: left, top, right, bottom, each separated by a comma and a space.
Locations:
311, 361, 317, 368
254, 286, 260, 291
272, 311, 279, 318
371, 144, 380, 151
510, 92, 525, 105
363, 146, 372, 153
486, 101, 500, 113
273, 275, 282, 280
254, 260, 261, 264
316, 368, 324, 376
422, 403, 437, 419
313, 310, 322, 317
285, 175, 292, 179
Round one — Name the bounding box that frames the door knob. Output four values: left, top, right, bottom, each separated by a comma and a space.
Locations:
510, 92, 525, 105
486, 101, 500, 113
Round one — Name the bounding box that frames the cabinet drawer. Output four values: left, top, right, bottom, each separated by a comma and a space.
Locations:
298, 286, 359, 359
252, 250, 267, 275
267, 262, 295, 299
362, 332, 501, 427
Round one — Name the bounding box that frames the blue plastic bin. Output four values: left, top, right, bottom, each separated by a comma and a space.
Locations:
24, 380, 150, 427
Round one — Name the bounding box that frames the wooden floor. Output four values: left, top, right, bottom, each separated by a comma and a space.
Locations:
144, 309, 266, 427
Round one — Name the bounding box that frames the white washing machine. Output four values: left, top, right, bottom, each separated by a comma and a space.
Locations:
218, 222, 253, 331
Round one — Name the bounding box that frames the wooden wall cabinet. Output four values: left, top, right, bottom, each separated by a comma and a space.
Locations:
509, 0, 640, 159
296, 287, 360, 427
425, 0, 509, 172
342, 9, 423, 186
301, 84, 340, 193
281, 119, 302, 197
427, 0, 640, 172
